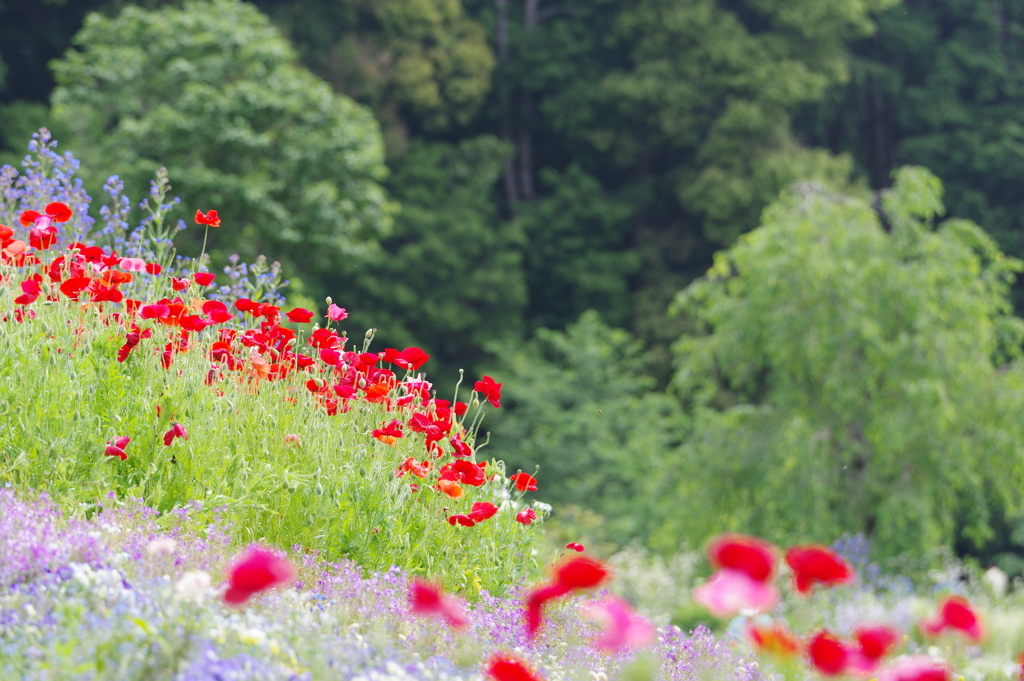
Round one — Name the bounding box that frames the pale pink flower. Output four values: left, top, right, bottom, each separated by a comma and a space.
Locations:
327, 304, 348, 322
583, 596, 654, 652
692, 568, 779, 618
119, 257, 147, 272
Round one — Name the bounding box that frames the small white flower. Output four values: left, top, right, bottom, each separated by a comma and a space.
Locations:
175, 570, 211, 603
146, 537, 178, 556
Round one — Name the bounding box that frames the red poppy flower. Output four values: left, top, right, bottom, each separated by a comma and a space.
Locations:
408, 578, 468, 629
14, 279, 41, 305
920, 596, 984, 642
707, 534, 777, 584
382, 347, 430, 371
104, 436, 131, 460
145, 262, 162, 275
223, 545, 293, 605
454, 401, 468, 417
525, 582, 571, 639
46, 202, 72, 223
195, 209, 221, 227
163, 423, 188, 446
855, 625, 901, 661
449, 436, 473, 458
285, 308, 313, 323
807, 630, 850, 676
785, 545, 854, 594
447, 513, 474, 526
170, 277, 190, 292
516, 508, 538, 525
452, 459, 487, 487
373, 420, 404, 445
510, 472, 537, 492
202, 300, 234, 324
486, 653, 544, 681
474, 375, 503, 408
565, 542, 584, 552
29, 225, 58, 250
469, 501, 499, 523
553, 555, 611, 590
59, 276, 92, 299
194, 272, 215, 286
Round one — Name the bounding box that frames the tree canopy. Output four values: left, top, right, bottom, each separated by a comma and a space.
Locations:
50, 0, 394, 291
655, 168, 1024, 557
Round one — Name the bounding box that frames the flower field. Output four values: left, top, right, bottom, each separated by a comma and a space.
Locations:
4, 130, 1024, 681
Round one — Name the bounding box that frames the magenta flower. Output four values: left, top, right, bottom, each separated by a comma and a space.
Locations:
223, 545, 294, 605
163, 423, 188, 446
326, 304, 348, 322
583, 596, 655, 652
408, 577, 468, 629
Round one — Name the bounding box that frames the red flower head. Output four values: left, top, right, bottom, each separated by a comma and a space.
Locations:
516, 508, 538, 525
382, 347, 429, 371
170, 277, 190, 292
485, 653, 544, 681
195, 209, 221, 227
59, 276, 92, 299
408, 577, 468, 629
707, 534, 777, 583
807, 630, 850, 677
373, 420, 404, 446
202, 300, 234, 324
785, 544, 854, 594
104, 436, 131, 460
553, 555, 611, 590
468, 501, 499, 523
920, 596, 984, 642
285, 308, 314, 323
510, 472, 537, 492
854, 625, 901, 662
163, 423, 188, 446
447, 513, 474, 526
451, 459, 487, 487
565, 542, 585, 552
223, 545, 293, 605
474, 375, 503, 408
449, 436, 473, 459
193, 272, 216, 287
525, 582, 571, 639
14, 279, 41, 306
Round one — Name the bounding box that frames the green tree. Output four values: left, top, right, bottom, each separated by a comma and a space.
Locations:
332, 135, 526, 390
799, 0, 1024, 301
655, 167, 1024, 558
50, 0, 394, 296
487, 310, 689, 542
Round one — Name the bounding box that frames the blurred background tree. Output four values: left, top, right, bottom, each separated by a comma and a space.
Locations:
7, 0, 1024, 565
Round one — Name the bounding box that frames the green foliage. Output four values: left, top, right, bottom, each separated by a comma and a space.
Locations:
657, 167, 1024, 558
488, 311, 688, 543
334, 135, 525, 389
50, 0, 395, 298
801, 0, 1024, 296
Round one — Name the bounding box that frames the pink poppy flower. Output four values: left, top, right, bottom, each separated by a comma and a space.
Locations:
920, 596, 984, 642
104, 436, 131, 460
692, 568, 780, 618
163, 423, 188, 446
583, 596, 654, 652
326, 303, 348, 321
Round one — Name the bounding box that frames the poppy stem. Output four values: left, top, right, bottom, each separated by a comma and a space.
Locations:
198, 224, 210, 272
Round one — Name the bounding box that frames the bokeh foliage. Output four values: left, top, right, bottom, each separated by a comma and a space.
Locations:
50, 0, 394, 296
655, 168, 1024, 557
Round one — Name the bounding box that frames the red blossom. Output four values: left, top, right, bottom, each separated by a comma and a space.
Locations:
194, 272, 216, 286
171, 277, 190, 292
920, 596, 984, 642
855, 625, 901, 661
485, 653, 544, 681
408, 578, 468, 629
474, 375, 502, 408
516, 508, 538, 525
785, 544, 854, 594
104, 436, 131, 460
163, 423, 188, 446
195, 209, 221, 227
373, 420, 404, 445
510, 472, 537, 492
707, 534, 777, 584
202, 300, 234, 324
285, 308, 314, 323
145, 263, 162, 275
553, 555, 611, 590
468, 501, 499, 523
807, 630, 850, 677
565, 543, 584, 552
59, 276, 92, 299
223, 545, 293, 605
447, 513, 475, 526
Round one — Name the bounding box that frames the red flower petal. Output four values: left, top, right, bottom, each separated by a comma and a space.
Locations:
553, 556, 610, 590
807, 630, 850, 676
223, 545, 293, 605
195, 209, 221, 227
193, 272, 216, 286
486, 653, 544, 681
785, 545, 854, 594
855, 625, 901, 661
45, 202, 72, 223
707, 534, 777, 583
468, 502, 499, 523
525, 582, 571, 639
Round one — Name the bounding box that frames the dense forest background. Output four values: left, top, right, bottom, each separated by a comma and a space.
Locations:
5, 0, 1024, 569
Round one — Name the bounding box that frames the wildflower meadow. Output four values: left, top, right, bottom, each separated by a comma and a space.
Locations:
4, 129, 1024, 681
